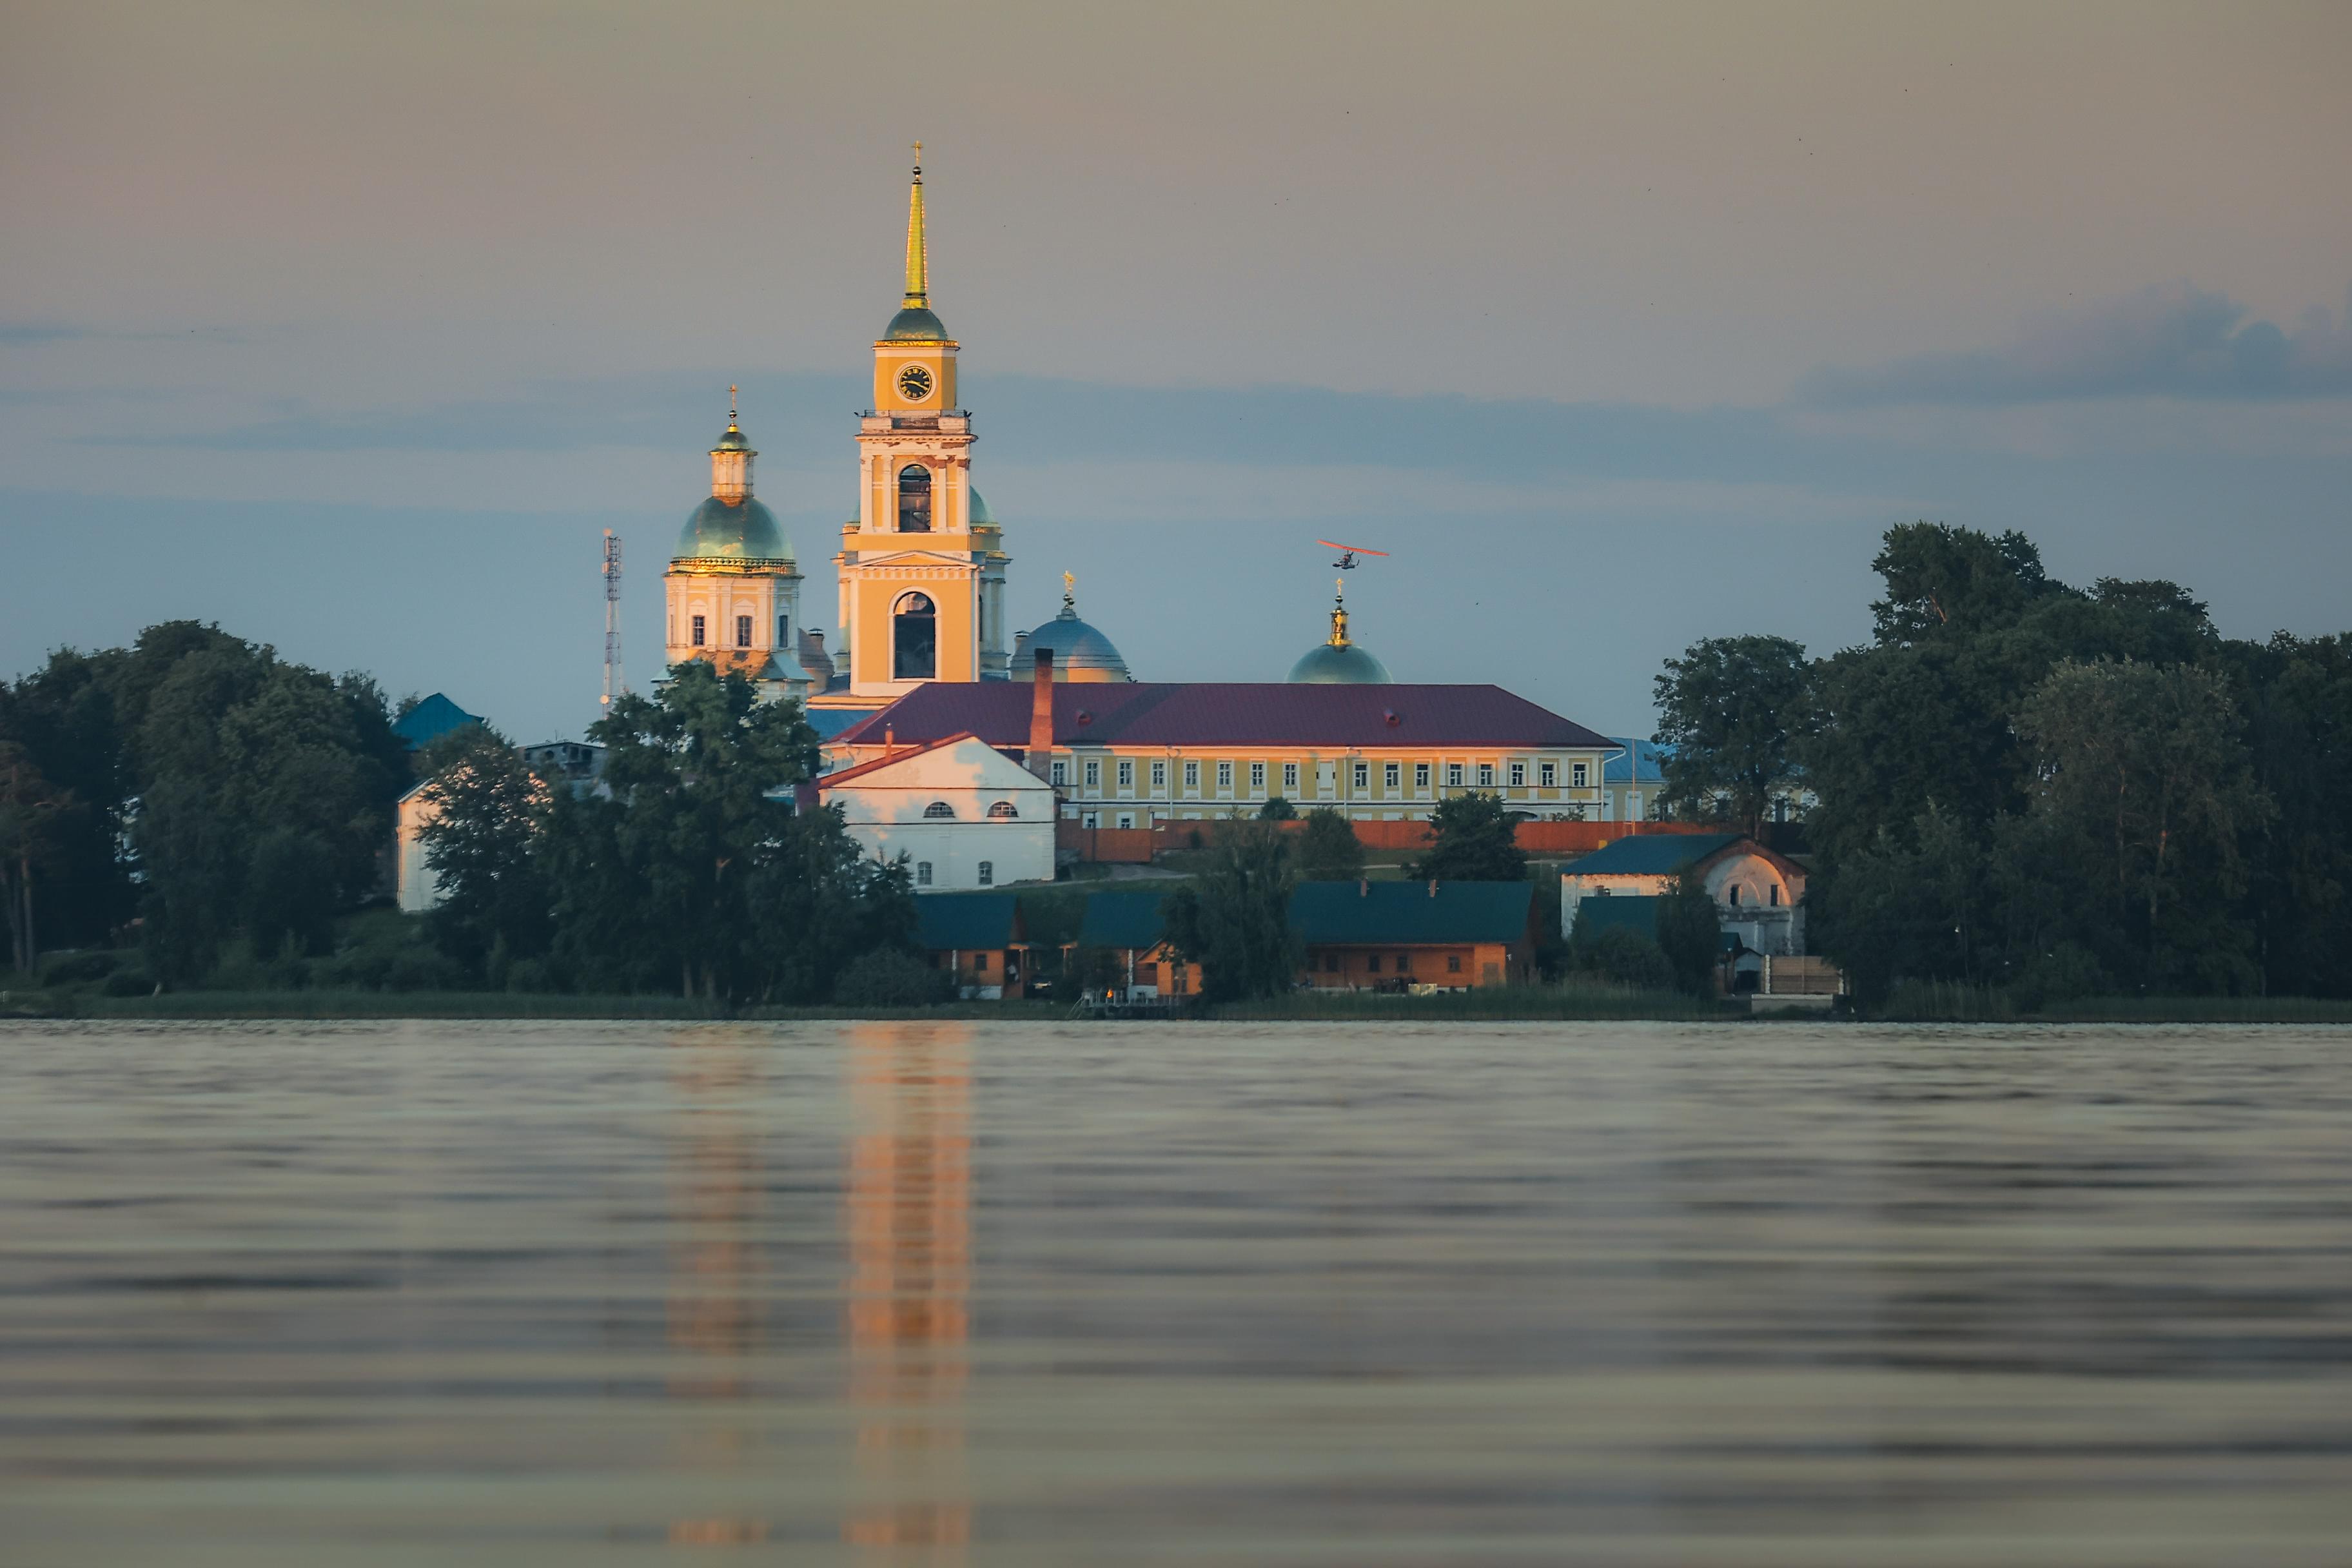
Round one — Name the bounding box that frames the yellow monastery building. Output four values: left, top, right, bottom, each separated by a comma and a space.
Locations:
662, 155, 1625, 828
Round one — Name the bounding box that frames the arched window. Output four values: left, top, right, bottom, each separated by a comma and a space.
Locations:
923, 801, 955, 819
1769, 884, 1782, 907
977, 860, 994, 886
986, 800, 1017, 819
1727, 885, 1743, 906
894, 593, 936, 680
897, 464, 932, 533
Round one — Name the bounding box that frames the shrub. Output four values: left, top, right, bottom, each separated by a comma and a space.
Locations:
1573, 926, 1676, 992
39, 951, 117, 986
2009, 941, 2108, 1012
385, 945, 470, 992
832, 947, 954, 1007
101, 966, 155, 997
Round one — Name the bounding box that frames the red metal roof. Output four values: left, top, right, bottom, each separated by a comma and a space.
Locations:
833, 684, 1612, 750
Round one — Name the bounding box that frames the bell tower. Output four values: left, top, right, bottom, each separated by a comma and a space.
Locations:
827, 148, 1010, 701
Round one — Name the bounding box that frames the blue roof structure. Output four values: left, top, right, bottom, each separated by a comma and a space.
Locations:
1077, 888, 1177, 952
805, 706, 884, 741
914, 892, 1023, 952
393, 692, 484, 751
1604, 736, 1670, 787
1562, 833, 1741, 877
1289, 880, 1536, 946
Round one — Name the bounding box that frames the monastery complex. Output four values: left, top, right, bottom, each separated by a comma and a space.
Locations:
658, 155, 1636, 885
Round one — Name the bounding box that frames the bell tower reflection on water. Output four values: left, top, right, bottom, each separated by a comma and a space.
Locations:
843, 1023, 973, 1555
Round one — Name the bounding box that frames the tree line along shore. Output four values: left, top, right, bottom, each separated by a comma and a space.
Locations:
5, 522, 2350, 1023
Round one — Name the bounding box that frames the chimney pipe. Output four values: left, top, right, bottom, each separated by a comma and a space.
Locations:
1027, 648, 1055, 776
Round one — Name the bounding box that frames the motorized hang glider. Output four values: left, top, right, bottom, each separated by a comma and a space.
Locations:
1317, 539, 1390, 571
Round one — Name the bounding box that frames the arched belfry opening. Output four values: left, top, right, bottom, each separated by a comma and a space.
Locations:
893, 592, 937, 680
897, 464, 932, 533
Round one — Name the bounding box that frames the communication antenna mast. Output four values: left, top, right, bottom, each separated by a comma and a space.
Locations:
600, 529, 625, 718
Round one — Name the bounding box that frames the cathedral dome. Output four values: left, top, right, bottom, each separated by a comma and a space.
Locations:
675, 496, 791, 562
883, 304, 949, 342
967, 485, 994, 526
1021, 577, 1129, 681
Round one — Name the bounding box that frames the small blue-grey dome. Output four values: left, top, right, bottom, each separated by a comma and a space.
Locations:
675, 496, 791, 562
883, 304, 949, 341
1288, 642, 1393, 684
968, 486, 994, 526
1022, 601, 1129, 679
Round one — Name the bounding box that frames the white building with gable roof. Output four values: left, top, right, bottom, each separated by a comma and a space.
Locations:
816, 732, 1055, 892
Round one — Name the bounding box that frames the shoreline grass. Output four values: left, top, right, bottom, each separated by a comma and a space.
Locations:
11, 983, 2350, 1026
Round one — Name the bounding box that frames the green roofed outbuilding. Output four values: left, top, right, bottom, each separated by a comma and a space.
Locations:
912, 892, 1028, 1000
1072, 888, 1198, 1002
1290, 879, 1540, 990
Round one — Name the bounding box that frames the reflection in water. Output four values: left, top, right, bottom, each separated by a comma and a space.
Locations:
843, 1023, 974, 1558
664, 1027, 770, 1545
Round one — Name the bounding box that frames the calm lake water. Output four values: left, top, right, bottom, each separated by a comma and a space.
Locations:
3, 1020, 2349, 1565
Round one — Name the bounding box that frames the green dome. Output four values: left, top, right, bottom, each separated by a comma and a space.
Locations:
968, 486, 994, 525
674, 496, 791, 562
883, 304, 949, 341
712, 425, 750, 452
1288, 642, 1393, 684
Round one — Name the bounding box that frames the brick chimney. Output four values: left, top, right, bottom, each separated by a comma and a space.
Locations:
1026, 648, 1055, 777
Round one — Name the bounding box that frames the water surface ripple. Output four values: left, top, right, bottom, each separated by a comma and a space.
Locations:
3, 1019, 2349, 1565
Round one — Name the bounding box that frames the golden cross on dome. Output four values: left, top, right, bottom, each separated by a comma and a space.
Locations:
728, 384, 738, 422
1063, 570, 1075, 598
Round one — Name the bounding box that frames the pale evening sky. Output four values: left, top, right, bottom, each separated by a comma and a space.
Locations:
4, 0, 2349, 740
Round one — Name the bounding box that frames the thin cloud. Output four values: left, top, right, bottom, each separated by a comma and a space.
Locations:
1799, 282, 2352, 406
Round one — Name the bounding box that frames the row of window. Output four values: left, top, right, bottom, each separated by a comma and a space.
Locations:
684, 614, 790, 650
921, 800, 1021, 819
914, 860, 995, 887
1320, 951, 1465, 975
1046, 758, 1590, 793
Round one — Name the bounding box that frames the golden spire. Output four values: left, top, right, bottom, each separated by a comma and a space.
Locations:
1328, 578, 1351, 647
903, 143, 928, 308
1061, 570, 1076, 615
727, 383, 739, 430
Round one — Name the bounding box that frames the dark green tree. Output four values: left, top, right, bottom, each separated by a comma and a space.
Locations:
745, 810, 919, 1004
2222, 632, 2352, 995
122, 631, 402, 985
2015, 658, 2270, 990
1161, 818, 1300, 1003
416, 722, 553, 977
0, 650, 133, 947
1293, 805, 1364, 881
0, 743, 72, 974
1653, 871, 1723, 997
1652, 634, 1812, 836
1256, 796, 1297, 821
562, 662, 822, 999
1413, 791, 1525, 881
1870, 522, 2059, 645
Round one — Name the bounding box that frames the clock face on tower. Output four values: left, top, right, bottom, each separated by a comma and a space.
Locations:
897, 364, 934, 402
